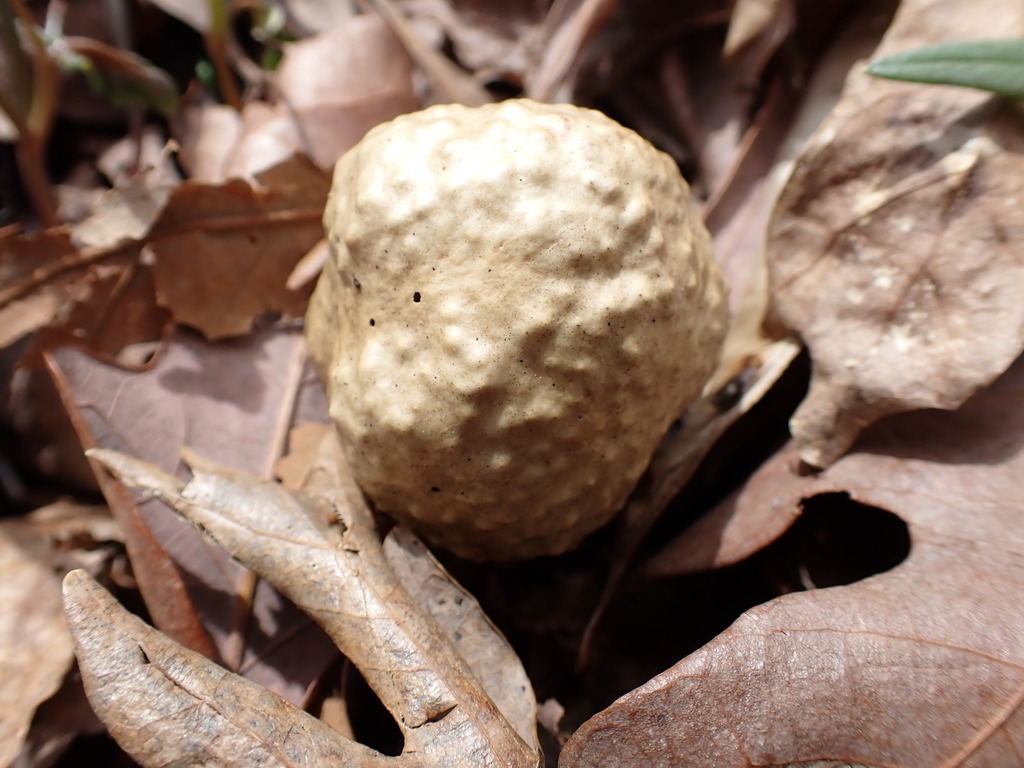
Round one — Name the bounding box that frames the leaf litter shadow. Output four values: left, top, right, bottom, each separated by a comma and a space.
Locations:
569, 493, 909, 733
448, 486, 911, 755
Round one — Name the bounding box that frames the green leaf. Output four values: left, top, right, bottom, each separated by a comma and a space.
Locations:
867, 39, 1024, 98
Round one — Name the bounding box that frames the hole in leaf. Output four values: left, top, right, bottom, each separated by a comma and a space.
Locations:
53, 731, 131, 767
341, 660, 404, 756
587, 494, 910, 719
785, 492, 910, 589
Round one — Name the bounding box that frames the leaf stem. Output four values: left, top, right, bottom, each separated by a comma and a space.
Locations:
10, 0, 57, 140
15, 131, 58, 227
1, 0, 59, 226
205, 0, 241, 109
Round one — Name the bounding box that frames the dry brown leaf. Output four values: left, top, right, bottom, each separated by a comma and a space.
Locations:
217, 16, 419, 178
767, 0, 1024, 468
0, 516, 75, 768
285, 421, 540, 752
27, 262, 171, 362
75, 438, 541, 767
640, 441, 803, 579
404, 0, 542, 87
0, 177, 172, 358
0, 229, 90, 350
46, 326, 338, 705
1, 160, 327, 353
69, 181, 175, 251
14, 665, 106, 768
64, 571, 386, 768
384, 529, 538, 744
148, 162, 327, 339
276, 421, 331, 490
0, 227, 164, 356
175, 91, 244, 183
704, 79, 796, 365
1, 500, 121, 578
1, 502, 116, 767
564, 352, 1024, 767
687, 4, 793, 200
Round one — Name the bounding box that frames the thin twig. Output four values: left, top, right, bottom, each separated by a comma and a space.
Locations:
15, 132, 58, 227
4, 0, 59, 226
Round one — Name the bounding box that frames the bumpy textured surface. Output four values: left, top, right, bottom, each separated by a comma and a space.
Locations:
306, 99, 728, 560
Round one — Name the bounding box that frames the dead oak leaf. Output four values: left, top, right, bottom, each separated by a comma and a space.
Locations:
0, 222, 168, 358
148, 162, 328, 339
255, 15, 418, 173
766, 0, 1024, 468
68, 437, 541, 768
563, 352, 1024, 768
0, 160, 328, 354
0, 178, 174, 356
179, 16, 419, 181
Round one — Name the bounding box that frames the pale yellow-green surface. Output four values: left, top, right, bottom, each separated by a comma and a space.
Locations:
306, 99, 727, 560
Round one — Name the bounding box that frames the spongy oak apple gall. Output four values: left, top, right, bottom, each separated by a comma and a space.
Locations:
305, 99, 728, 560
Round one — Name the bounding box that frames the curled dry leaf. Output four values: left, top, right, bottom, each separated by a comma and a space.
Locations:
767, 0, 1024, 467
564, 353, 1024, 767
641, 441, 804, 579
71, 438, 540, 767
63, 571, 384, 768
283, 420, 539, 748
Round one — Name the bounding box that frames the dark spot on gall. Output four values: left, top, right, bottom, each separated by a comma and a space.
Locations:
431, 486, 441, 493
369, 319, 376, 326
413, 291, 421, 303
